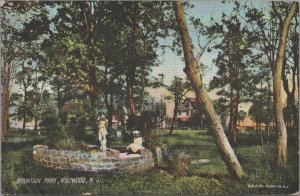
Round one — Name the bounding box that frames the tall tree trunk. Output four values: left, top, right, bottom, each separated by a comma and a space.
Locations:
266, 82, 271, 137
282, 59, 295, 129
34, 90, 39, 133
174, 0, 244, 180
140, 41, 147, 114
292, 15, 299, 128
107, 91, 114, 129
83, 2, 98, 135
140, 62, 146, 113
273, 2, 297, 167
169, 82, 178, 134
169, 101, 178, 134
89, 78, 98, 134
22, 84, 27, 132
232, 91, 239, 145
228, 86, 233, 134
126, 2, 138, 117
1, 64, 10, 142
127, 77, 136, 116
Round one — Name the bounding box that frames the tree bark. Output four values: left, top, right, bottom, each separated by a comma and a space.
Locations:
174, 0, 244, 180
126, 2, 138, 117
228, 86, 233, 134
273, 2, 297, 167
140, 41, 147, 114
107, 91, 114, 129
232, 91, 239, 145
21, 63, 28, 133
169, 98, 178, 134
169, 80, 178, 134
266, 82, 271, 137
1, 63, 10, 142
140, 62, 146, 113
282, 59, 296, 128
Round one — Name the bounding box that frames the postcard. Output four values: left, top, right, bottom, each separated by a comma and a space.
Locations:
1, 0, 299, 195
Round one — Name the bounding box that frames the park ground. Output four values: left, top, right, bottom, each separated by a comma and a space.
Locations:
1, 129, 299, 195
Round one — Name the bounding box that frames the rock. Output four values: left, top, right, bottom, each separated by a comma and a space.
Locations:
127, 137, 143, 153
106, 148, 120, 158
191, 159, 211, 165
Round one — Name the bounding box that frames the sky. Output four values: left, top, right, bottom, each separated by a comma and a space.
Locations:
148, 0, 270, 103
149, 1, 235, 100
152, 0, 272, 84
151, 1, 234, 87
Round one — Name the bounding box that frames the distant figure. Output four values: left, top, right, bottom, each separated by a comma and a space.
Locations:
98, 115, 107, 151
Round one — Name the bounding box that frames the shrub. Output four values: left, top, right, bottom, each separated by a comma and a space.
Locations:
63, 99, 88, 140
39, 105, 59, 133
167, 150, 191, 176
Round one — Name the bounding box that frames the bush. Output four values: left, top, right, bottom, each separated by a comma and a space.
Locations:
167, 150, 191, 176
39, 105, 59, 133
52, 137, 79, 150
63, 100, 88, 140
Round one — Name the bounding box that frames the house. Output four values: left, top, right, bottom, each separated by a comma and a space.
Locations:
177, 98, 206, 129
111, 116, 122, 130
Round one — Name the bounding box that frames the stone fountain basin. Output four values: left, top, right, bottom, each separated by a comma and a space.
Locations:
33, 145, 154, 173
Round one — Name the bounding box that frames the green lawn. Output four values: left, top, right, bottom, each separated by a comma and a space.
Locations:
1, 129, 299, 195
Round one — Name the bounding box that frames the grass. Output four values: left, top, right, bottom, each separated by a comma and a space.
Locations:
1, 129, 299, 195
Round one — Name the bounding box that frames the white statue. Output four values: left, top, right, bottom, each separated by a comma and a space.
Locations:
98, 115, 107, 151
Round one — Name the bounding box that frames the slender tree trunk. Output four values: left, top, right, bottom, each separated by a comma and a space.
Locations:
83, 2, 98, 135
22, 85, 27, 132
169, 82, 178, 134
140, 41, 147, 114
89, 80, 97, 134
266, 82, 271, 137
126, 2, 138, 117
273, 2, 297, 167
174, 0, 244, 180
1, 64, 10, 142
169, 100, 179, 134
34, 90, 39, 132
256, 111, 259, 131
232, 91, 239, 145
107, 91, 114, 129
140, 62, 146, 113
228, 86, 233, 134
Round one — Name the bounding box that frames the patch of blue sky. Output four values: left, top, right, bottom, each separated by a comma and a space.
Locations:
153, 0, 271, 86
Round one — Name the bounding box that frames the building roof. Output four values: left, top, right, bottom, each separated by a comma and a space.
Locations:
177, 116, 191, 122
184, 97, 196, 103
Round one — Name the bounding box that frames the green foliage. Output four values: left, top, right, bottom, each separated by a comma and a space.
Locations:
166, 150, 191, 176
39, 105, 63, 143
39, 105, 59, 132
52, 137, 79, 150
62, 99, 89, 140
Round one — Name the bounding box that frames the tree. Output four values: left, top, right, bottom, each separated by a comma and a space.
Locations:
166, 77, 191, 134
245, 1, 299, 130
209, 17, 255, 144
1, 1, 46, 140
272, 2, 297, 167
278, 4, 299, 128
174, 0, 244, 180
